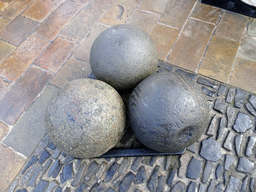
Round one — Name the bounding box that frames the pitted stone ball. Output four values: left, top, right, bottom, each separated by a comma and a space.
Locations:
45, 78, 126, 159
90, 24, 158, 90
129, 72, 210, 153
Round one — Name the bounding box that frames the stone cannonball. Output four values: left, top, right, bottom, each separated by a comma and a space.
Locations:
45, 78, 126, 158
90, 24, 158, 90
128, 72, 210, 153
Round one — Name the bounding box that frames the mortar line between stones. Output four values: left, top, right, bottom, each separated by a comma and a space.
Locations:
195, 10, 225, 73
1, 141, 27, 159
164, 0, 198, 63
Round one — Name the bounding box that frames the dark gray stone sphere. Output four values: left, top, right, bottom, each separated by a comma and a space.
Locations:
90, 24, 158, 90
45, 78, 126, 158
129, 72, 210, 153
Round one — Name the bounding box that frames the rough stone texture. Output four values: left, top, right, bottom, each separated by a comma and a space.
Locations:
235, 134, 243, 156
233, 112, 253, 133
225, 176, 241, 192
133, 166, 147, 184
223, 131, 235, 151
45, 78, 126, 158
90, 24, 158, 90
241, 176, 249, 192
214, 99, 228, 113
202, 161, 212, 184
225, 155, 235, 171
249, 95, 256, 110
237, 157, 255, 174
129, 72, 210, 153
246, 136, 256, 157
200, 137, 222, 161
186, 157, 202, 180
207, 115, 219, 136
215, 163, 223, 179
226, 87, 236, 104
234, 89, 247, 108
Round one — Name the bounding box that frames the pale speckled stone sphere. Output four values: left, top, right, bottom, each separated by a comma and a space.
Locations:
90, 24, 158, 90
45, 78, 126, 158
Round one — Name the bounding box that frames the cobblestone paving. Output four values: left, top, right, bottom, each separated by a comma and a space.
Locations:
6, 63, 256, 192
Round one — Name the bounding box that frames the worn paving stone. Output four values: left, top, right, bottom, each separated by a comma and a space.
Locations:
202, 87, 216, 98
150, 23, 180, 61
225, 155, 235, 171
71, 161, 86, 187
198, 184, 206, 192
230, 58, 256, 94
95, 162, 108, 180
215, 11, 248, 42
118, 158, 130, 174
2, 84, 58, 156
0, 35, 49, 82
246, 136, 256, 157
200, 137, 222, 161
148, 166, 160, 191
51, 148, 61, 159
19, 164, 38, 187
198, 35, 240, 83
217, 116, 227, 140
226, 87, 236, 104
21, 156, 38, 174
233, 112, 253, 133
156, 175, 165, 192
250, 178, 254, 192
133, 166, 147, 184
48, 159, 60, 177
33, 179, 49, 192
45, 180, 58, 192
0, 144, 25, 191
39, 150, 51, 164
171, 181, 185, 192
215, 163, 223, 179
60, 163, 74, 183
84, 161, 99, 182
167, 169, 177, 187
104, 162, 119, 183
51, 57, 91, 88
35, 0, 81, 40
187, 181, 197, 192
61, 0, 112, 42
234, 89, 247, 108
101, 0, 140, 26
0, 65, 53, 125
223, 131, 235, 151
23, 0, 64, 22
186, 144, 196, 153
159, 0, 196, 28
127, 9, 158, 33
186, 157, 202, 180
190, 2, 221, 24
235, 134, 243, 156
197, 77, 219, 89
52, 164, 61, 178
218, 84, 227, 96
215, 183, 223, 192
0, 15, 39, 46
237, 157, 255, 174
226, 176, 241, 192
227, 106, 237, 127
168, 19, 214, 72
35, 37, 76, 73
214, 99, 228, 113
0, 0, 32, 20
238, 36, 256, 62
0, 40, 15, 63
207, 115, 219, 136
119, 172, 135, 192
140, 0, 169, 14
28, 166, 43, 187
241, 176, 249, 192
73, 24, 108, 62
131, 157, 143, 172
249, 95, 256, 110
76, 183, 88, 192
245, 102, 256, 116
202, 161, 212, 184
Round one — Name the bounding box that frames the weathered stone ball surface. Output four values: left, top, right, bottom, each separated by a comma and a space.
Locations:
90, 24, 158, 90
45, 78, 126, 158
129, 72, 210, 153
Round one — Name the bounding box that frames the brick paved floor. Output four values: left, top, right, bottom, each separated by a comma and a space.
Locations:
0, 0, 256, 191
